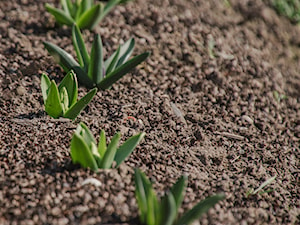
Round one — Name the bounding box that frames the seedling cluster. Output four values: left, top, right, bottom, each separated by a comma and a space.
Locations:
272, 0, 300, 23
71, 123, 145, 170
46, 0, 131, 29
41, 71, 96, 119
135, 169, 225, 225
27, 0, 225, 222
44, 25, 150, 89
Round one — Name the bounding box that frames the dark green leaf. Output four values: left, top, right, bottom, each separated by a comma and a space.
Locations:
77, 4, 103, 29
175, 194, 225, 225
134, 169, 150, 224
114, 132, 145, 168
115, 38, 135, 68
64, 87, 97, 120
104, 46, 120, 75
65, 0, 76, 18
43, 41, 79, 72
81, 0, 93, 11
170, 175, 187, 210
102, 0, 122, 23
159, 192, 177, 225
136, 169, 159, 225
43, 41, 93, 88
146, 186, 159, 225
45, 3, 74, 26
99, 132, 120, 169
61, 0, 72, 17
70, 133, 98, 171
88, 34, 103, 84
97, 52, 150, 90
72, 24, 90, 69
44, 81, 63, 119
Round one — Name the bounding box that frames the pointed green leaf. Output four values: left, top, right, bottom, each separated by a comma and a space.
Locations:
65, 0, 76, 18
77, 4, 103, 29
114, 132, 145, 168
134, 169, 150, 224
88, 34, 103, 84
72, 24, 90, 69
74, 2, 82, 21
58, 70, 78, 106
43, 41, 80, 72
99, 132, 120, 169
75, 122, 97, 146
81, 0, 93, 11
104, 38, 134, 71
146, 186, 159, 225
91, 141, 100, 158
64, 87, 97, 120
76, 0, 103, 25
60, 87, 69, 113
98, 129, 107, 158
159, 192, 177, 225
41, 73, 51, 103
45, 3, 75, 26
101, 0, 122, 23
61, 0, 71, 17
97, 52, 150, 90
44, 81, 63, 119
43, 41, 93, 88
170, 175, 187, 210
91, 141, 101, 166
70, 133, 98, 171
115, 38, 135, 68
252, 175, 277, 195
137, 170, 159, 225
104, 46, 120, 75
175, 194, 225, 225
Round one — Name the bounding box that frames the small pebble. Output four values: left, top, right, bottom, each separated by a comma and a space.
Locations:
242, 115, 254, 124
16, 86, 26, 95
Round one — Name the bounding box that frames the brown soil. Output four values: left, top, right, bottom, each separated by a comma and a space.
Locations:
0, 0, 299, 224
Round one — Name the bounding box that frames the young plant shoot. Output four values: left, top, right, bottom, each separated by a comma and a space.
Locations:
45, 0, 129, 30
44, 24, 150, 90
134, 169, 225, 225
70, 122, 145, 171
41, 70, 97, 120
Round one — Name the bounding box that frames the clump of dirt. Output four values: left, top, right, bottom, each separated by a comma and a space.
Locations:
0, 0, 299, 224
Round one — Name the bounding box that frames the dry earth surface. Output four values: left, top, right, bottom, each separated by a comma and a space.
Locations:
0, 0, 299, 224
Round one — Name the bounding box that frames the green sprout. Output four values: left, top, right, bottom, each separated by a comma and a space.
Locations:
134, 169, 225, 225
41, 70, 97, 120
207, 37, 215, 59
70, 122, 145, 171
273, 91, 287, 102
44, 24, 150, 90
246, 175, 277, 197
272, 0, 300, 23
45, 0, 129, 30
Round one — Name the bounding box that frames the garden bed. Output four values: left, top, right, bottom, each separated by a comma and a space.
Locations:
0, 0, 299, 224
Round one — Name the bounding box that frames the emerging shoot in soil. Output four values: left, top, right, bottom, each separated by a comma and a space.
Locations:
41, 70, 97, 120
45, 0, 129, 30
134, 169, 225, 225
246, 175, 277, 197
70, 122, 145, 171
44, 24, 150, 90
272, 0, 300, 24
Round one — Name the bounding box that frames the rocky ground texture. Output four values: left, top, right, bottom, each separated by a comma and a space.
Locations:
0, 0, 299, 224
